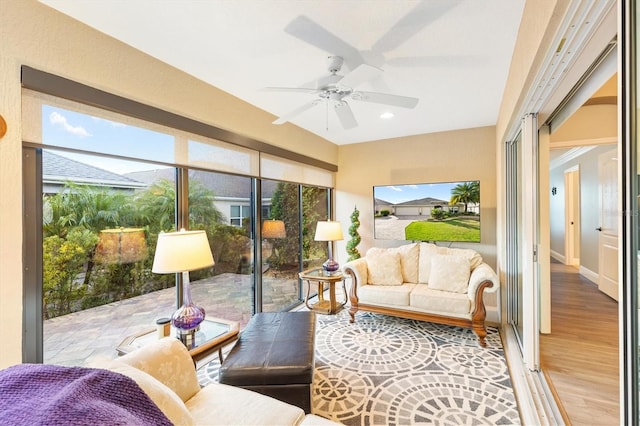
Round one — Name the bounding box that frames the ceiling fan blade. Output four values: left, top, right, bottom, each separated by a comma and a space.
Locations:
386, 55, 485, 68
284, 16, 366, 69
338, 63, 383, 89
273, 100, 321, 125
371, 1, 458, 54
262, 87, 318, 94
352, 91, 419, 109
334, 101, 357, 129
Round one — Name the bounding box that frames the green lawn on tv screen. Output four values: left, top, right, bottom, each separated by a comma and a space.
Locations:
404, 219, 480, 242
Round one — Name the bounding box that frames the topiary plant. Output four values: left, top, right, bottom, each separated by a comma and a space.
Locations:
346, 206, 361, 262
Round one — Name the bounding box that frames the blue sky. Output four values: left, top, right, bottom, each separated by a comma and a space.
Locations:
374, 182, 474, 204
43, 105, 173, 174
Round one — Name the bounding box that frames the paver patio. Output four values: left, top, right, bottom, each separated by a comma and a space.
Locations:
44, 272, 303, 366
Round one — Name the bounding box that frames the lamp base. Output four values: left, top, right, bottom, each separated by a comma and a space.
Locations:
322, 258, 340, 276
171, 302, 205, 337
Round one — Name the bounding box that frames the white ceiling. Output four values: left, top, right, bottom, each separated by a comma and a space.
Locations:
40, 0, 525, 145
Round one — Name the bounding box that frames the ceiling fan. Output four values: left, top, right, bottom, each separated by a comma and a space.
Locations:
265, 56, 419, 129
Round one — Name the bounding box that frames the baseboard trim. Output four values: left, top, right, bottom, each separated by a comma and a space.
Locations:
486, 306, 499, 324
550, 250, 565, 264
578, 266, 598, 284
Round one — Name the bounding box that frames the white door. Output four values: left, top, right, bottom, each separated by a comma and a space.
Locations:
598, 148, 618, 301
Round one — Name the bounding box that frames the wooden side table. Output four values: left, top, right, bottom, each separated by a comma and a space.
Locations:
299, 267, 347, 314
116, 316, 240, 369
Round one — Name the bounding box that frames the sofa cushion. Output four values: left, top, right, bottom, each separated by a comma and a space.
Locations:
427, 254, 471, 293
390, 243, 420, 283
366, 248, 403, 285
93, 358, 194, 426
186, 382, 306, 426
358, 283, 416, 306
410, 285, 471, 316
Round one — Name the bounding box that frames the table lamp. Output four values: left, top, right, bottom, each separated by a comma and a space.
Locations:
262, 219, 286, 239
314, 220, 343, 275
152, 229, 214, 339
94, 227, 147, 264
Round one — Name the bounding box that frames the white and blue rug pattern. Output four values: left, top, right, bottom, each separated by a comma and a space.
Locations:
198, 310, 520, 425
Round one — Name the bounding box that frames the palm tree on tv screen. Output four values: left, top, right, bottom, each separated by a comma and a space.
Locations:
449, 181, 479, 213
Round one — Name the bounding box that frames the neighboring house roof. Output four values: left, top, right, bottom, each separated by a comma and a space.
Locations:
43, 150, 146, 190
126, 169, 278, 198
396, 197, 449, 206
374, 198, 393, 206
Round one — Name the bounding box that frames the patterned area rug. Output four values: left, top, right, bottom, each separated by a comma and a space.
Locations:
198, 310, 520, 425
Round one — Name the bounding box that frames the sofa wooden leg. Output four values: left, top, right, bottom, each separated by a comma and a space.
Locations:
473, 323, 488, 347
348, 307, 357, 323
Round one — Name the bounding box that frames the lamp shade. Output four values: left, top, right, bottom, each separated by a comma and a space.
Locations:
94, 227, 147, 264
152, 229, 214, 273
262, 219, 286, 239
314, 221, 344, 241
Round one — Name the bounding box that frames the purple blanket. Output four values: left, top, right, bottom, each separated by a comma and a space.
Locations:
0, 364, 172, 426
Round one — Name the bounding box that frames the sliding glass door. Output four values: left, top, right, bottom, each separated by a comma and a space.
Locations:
505, 114, 540, 370
505, 131, 524, 347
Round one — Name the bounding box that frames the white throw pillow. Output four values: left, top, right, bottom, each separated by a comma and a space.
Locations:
390, 243, 420, 283
427, 254, 471, 293
366, 248, 403, 285
442, 247, 483, 270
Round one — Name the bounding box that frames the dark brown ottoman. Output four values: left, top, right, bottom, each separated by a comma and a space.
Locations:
218, 311, 316, 413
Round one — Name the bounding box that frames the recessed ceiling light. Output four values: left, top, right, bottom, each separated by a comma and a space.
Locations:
380, 112, 394, 119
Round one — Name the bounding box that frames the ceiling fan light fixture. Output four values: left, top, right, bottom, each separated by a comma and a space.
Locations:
380, 111, 395, 119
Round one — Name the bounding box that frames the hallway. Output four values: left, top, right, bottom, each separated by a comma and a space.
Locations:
540, 260, 619, 425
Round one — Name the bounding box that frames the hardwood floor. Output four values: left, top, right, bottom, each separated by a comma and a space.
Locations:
540, 260, 619, 425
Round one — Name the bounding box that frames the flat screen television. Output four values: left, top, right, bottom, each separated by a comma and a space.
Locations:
373, 180, 480, 242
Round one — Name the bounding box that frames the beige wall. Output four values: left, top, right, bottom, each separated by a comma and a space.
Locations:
0, 0, 337, 368
551, 104, 618, 144
335, 126, 499, 319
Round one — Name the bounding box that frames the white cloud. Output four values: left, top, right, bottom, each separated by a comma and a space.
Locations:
49, 111, 91, 137
91, 116, 126, 128
390, 186, 402, 192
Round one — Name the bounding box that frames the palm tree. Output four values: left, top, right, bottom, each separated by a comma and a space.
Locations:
449, 181, 480, 213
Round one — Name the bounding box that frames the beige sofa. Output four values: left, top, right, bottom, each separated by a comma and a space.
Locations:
343, 242, 499, 346
93, 337, 339, 425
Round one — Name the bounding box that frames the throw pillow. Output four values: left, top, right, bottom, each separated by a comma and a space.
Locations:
442, 247, 483, 270
427, 254, 471, 293
418, 243, 439, 283
391, 243, 420, 283
366, 248, 403, 285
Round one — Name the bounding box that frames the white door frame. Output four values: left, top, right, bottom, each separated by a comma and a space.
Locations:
564, 165, 581, 266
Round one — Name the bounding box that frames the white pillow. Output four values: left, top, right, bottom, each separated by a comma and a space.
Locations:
418, 243, 439, 283
366, 248, 403, 285
390, 243, 420, 283
442, 247, 483, 270
427, 254, 471, 293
